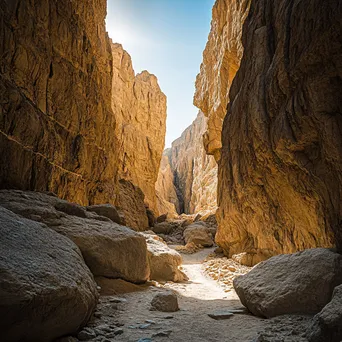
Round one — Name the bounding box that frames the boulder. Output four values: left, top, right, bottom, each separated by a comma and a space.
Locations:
0, 206, 98, 341
234, 248, 342, 318
141, 232, 188, 282
183, 222, 214, 247
86, 204, 122, 224
0, 190, 150, 284
153, 221, 176, 234
307, 284, 342, 342
150, 292, 179, 312
156, 213, 168, 223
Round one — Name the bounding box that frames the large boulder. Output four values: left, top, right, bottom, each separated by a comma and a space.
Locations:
141, 232, 188, 282
0, 206, 98, 342
0, 190, 150, 284
307, 284, 342, 342
86, 204, 122, 224
234, 248, 342, 318
183, 222, 214, 247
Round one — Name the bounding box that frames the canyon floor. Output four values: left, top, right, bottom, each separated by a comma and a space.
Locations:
83, 247, 312, 342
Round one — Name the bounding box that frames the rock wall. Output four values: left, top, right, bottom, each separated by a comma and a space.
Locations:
0, 1, 166, 229
111, 44, 167, 216
194, 0, 250, 161
155, 149, 180, 218
156, 111, 217, 216
0, 0, 117, 204
217, 0, 342, 264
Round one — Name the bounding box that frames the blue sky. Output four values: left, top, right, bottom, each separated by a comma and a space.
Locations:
106, 0, 214, 147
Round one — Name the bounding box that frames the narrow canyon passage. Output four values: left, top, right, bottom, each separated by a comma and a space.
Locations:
0, 0, 341, 341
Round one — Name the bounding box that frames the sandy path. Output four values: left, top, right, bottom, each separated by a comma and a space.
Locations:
109, 247, 267, 342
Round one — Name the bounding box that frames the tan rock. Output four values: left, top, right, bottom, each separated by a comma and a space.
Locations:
141, 232, 188, 282
111, 44, 167, 216
194, 0, 250, 160
216, 0, 342, 262
150, 291, 179, 312
183, 222, 214, 247
0, 190, 150, 284
0, 1, 166, 228
156, 111, 217, 215
0, 206, 98, 341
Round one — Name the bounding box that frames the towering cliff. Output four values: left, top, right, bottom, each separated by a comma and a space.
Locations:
216, 0, 342, 264
111, 44, 167, 217
156, 111, 217, 216
194, 0, 250, 161
0, 0, 166, 230
0, 0, 117, 205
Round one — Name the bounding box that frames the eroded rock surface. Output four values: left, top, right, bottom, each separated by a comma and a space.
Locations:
111, 44, 167, 216
0, 1, 166, 229
156, 112, 217, 216
141, 232, 188, 282
216, 0, 342, 261
0, 190, 150, 284
194, 0, 250, 160
307, 284, 342, 342
0, 206, 98, 341
234, 248, 342, 318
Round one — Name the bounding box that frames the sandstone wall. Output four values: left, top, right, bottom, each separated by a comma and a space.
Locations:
155, 149, 179, 217
111, 44, 167, 216
0, 0, 117, 204
194, 0, 250, 161
217, 0, 342, 264
156, 112, 217, 216
0, 1, 166, 230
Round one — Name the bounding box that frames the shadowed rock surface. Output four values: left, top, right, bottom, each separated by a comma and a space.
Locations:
0, 190, 150, 283
0, 206, 98, 341
234, 248, 342, 318
156, 112, 217, 216
216, 0, 342, 262
307, 284, 342, 342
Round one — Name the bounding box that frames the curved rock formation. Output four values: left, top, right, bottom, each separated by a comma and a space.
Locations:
194, 0, 250, 161
156, 112, 218, 216
217, 0, 342, 263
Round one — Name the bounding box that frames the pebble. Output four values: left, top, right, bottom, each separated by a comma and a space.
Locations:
207, 311, 234, 320
77, 328, 97, 341
139, 323, 151, 329
152, 330, 172, 337
137, 339, 152, 342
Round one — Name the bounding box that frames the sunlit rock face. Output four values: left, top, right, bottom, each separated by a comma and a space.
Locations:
0, 0, 117, 204
194, 0, 250, 161
0, 1, 166, 228
217, 0, 342, 264
156, 112, 217, 216
111, 43, 167, 217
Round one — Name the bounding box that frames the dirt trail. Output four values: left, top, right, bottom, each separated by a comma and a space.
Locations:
108, 247, 267, 342
88, 247, 311, 342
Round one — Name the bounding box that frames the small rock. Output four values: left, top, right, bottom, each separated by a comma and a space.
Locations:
138, 339, 152, 342
114, 328, 124, 335
77, 328, 97, 341
139, 323, 151, 329
150, 291, 179, 312
162, 315, 174, 319
145, 319, 156, 324
152, 330, 172, 337
208, 311, 234, 320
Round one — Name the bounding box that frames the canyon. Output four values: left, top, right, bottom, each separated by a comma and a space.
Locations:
0, 0, 341, 341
